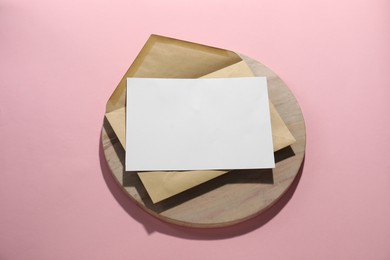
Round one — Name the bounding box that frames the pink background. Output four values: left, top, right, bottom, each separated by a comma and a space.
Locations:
1, 0, 389, 259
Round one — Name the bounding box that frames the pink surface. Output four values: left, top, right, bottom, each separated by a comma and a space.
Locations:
1, 0, 389, 259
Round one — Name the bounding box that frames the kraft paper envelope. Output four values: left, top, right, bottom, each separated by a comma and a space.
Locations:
105, 34, 296, 203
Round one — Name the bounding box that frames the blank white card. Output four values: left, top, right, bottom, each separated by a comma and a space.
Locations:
125, 77, 275, 171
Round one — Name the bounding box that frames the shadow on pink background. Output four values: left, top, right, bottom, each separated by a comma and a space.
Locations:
99, 133, 306, 239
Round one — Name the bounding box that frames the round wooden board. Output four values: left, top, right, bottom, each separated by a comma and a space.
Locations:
101, 55, 306, 228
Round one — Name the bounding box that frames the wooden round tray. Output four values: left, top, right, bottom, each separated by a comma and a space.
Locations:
101, 55, 306, 228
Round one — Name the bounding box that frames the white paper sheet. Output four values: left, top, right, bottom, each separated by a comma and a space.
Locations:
125, 77, 275, 171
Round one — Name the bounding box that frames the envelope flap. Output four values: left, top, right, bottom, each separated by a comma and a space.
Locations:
269, 102, 296, 151
138, 170, 227, 203
201, 60, 254, 78
106, 34, 242, 113
105, 107, 126, 148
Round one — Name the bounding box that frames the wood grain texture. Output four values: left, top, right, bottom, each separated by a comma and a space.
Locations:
101, 55, 306, 228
